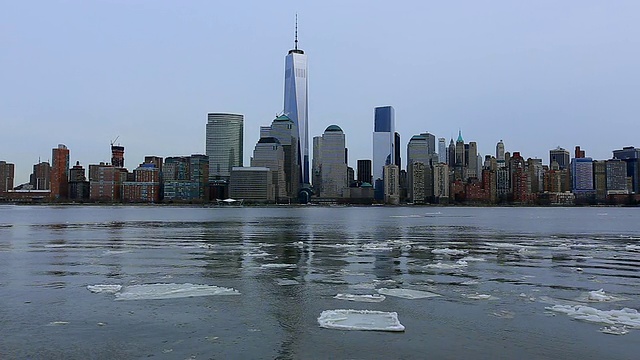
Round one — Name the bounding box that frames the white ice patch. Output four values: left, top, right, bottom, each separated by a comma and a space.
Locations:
361, 243, 393, 251
460, 256, 486, 262
114, 283, 240, 300
261, 263, 297, 269
424, 261, 468, 270
276, 279, 300, 286
377, 288, 440, 299
460, 280, 480, 286
87, 284, 122, 294
334, 293, 386, 303
464, 293, 496, 300
317, 309, 405, 332
599, 326, 629, 335
350, 283, 376, 290
577, 289, 627, 302
546, 305, 640, 328
431, 248, 468, 256
625, 244, 640, 252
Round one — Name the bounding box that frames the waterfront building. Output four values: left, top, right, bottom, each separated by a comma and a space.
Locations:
0, 161, 15, 193
357, 159, 372, 185
612, 146, 640, 193
394, 132, 402, 171
30, 162, 50, 190
571, 157, 594, 193
593, 160, 607, 202
89, 163, 128, 201
606, 159, 629, 194
447, 139, 456, 168
163, 155, 208, 201
68, 161, 89, 200
229, 167, 273, 202
251, 137, 287, 201
123, 164, 161, 203
550, 147, 570, 170
455, 131, 465, 168
407, 133, 436, 202
383, 164, 400, 205
262, 115, 300, 199
206, 113, 243, 181
509, 152, 530, 203
409, 161, 426, 204
496, 140, 505, 168
51, 144, 70, 200
283, 19, 309, 186
316, 125, 348, 198
527, 158, 544, 194
373, 106, 395, 187
438, 138, 447, 164
433, 163, 450, 203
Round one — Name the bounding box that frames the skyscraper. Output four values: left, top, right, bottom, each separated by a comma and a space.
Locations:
373, 106, 395, 187
51, 144, 70, 200
438, 138, 446, 164
550, 147, 570, 170
262, 115, 300, 200
496, 140, 505, 168
251, 137, 287, 201
357, 159, 372, 185
0, 161, 15, 193
283, 17, 309, 186
316, 125, 347, 198
206, 113, 243, 181
111, 144, 125, 168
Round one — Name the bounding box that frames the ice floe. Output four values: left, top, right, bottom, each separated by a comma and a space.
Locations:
576, 289, 626, 302
261, 263, 297, 269
460, 280, 480, 286
276, 279, 300, 286
599, 326, 629, 335
464, 293, 497, 300
546, 305, 640, 329
431, 248, 468, 256
334, 293, 386, 302
424, 260, 468, 270
460, 256, 486, 262
114, 283, 240, 300
317, 309, 405, 332
87, 284, 122, 294
625, 244, 640, 252
377, 288, 440, 299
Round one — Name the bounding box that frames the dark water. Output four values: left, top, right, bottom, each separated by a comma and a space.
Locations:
0, 205, 639, 359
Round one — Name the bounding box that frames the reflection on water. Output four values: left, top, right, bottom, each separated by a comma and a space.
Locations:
0, 206, 639, 359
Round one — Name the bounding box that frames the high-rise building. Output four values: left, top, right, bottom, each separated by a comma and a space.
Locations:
447, 139, 456, 167
30, 161, 51, 190
357, 159, 372, 185
571, 157, 594, 193
162, 155, 209, 201
229, 167, 273, 202
383, 164, 400, 205
0, 161, 15, 193
68, 161, 89, 200
51, 144, 70, 200
409, 161, 426, 204
550, 147, 570, 170
575, 146, 585, 159
467, 141, 478, 179
606, 159, 629, 194
111, 145, 125, 168
438, 138, 446, 164
455, 131, 465, 167
496, 140, 505, 164
251, 137, 287, 201
262, 115, 300, 200
206, 113, 243, 181
316, 125, 347, 198
406, 133, 436, 201
394, 132, 401, 171
373, 106, 395, 187
433, 163, 449, 202
593, 160, 607, 202
89, 163, 128, 201
612, 146, 640, 193
283, 18, 309, 186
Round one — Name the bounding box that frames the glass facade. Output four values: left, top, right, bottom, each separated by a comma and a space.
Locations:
206, 113, 243, 181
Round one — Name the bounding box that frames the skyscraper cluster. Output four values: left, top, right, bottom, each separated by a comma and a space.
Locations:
2, 22, 640, 206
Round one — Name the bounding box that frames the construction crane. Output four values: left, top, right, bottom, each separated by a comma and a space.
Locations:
110, 136, 120, 147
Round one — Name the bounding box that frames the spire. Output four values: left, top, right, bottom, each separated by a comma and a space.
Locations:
457, 129, 464, 143
294, 13, 298, 50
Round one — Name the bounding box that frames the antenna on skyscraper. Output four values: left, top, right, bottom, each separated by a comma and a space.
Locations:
294, 13, 298, 50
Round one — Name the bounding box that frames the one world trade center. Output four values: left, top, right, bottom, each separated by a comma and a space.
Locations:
283, 17, 309, 187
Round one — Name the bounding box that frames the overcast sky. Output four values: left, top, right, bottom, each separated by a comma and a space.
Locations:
2, 1, 639, 184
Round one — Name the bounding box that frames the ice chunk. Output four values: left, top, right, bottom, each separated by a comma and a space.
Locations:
465, 293, 495, 300
460, 280, 480, 286
276, 279, 300, 286
625, 244, 640, 252
600, 326, 629, 335
261, 263, 297, 269
334, 293, 386, 303
588, 289, 619, 302
317, 309, 405, 332
87, 284, 122, 294
425, 261, 467, 270
460, 256, 486, 262
546, 305, 640, 328
114, 283, 240, 300
377, 288, 440, 299
431, 248, 468, 256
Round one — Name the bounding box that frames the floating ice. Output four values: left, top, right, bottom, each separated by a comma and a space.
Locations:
261, 263, 297, 269
350, 283, 376, 290
431, 248, 468, 256
460, 256, 486, 262
114, 283, 240, 300
362, 243, 393, 251
48, 321, 69, 325
424, 261, 467, 270
276, 279, 299, 286
334, 293, 386, 302
317, 309, 405, 332
87, 284, 122, 294
578, 289, 626, 302
546, 305, 640, 328
626, 245, 640, 252
377, 288, 440, 299
465, 293, 496, 300
461, 280, 480, 286
599, 326, 629, 335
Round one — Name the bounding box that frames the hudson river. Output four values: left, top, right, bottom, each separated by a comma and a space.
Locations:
1, 205, 639, 359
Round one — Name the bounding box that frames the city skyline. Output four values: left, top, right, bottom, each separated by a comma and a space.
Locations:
3, 1, 640, 184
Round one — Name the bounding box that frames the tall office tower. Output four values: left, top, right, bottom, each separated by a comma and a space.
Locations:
266, 115, 300, 199
606, 159, 629, 194
51, 144, 70, 200
312, 135, 323, 193
496, 140, 505, 162
383, 164, 400, 205
527, 158, 544, 194
409, 161, 426, 204
283, 18, 309, 186
455, 131, 465, 167
575, 146, 585, 159
433, 163, 449, 202
438, 138, 446, 164
509, 152, 529, 202
68, 161, 89, 200
571, 157, 594, 195
550, 147, 570, 170
612, 146, 640, 193
448, 139, 456, 167
357, 159, 372, 185
394, 132, 401, 171
189, 155, 209, 200
0, 161, 15, 193
373, 106, 395, 186
407, 133, 436, 201
111, 145, 125, 168
317, 125, 347, 198
467, 141, 478, 178
30, 161, 51, 190
206, 113, 243, 181
251, 137, 287, 201
593, 161, 607, 202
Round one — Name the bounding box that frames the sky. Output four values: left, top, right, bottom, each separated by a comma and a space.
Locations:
2, 1, 640, 184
